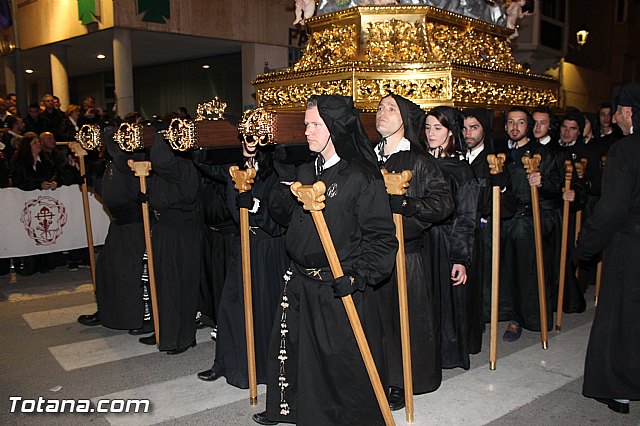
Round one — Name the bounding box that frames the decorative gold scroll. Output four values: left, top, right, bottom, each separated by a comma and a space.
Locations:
166, 118, 198, 151
75, 124, 101, 150
294, 24, 357, 72
238, 108, 277, 148
114, 123, 144, 152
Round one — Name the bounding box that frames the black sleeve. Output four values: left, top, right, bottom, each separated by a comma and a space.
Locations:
408, 155, 455, 223
575, 142, 634, 259
449, 177, 479, 268
350, 176, 398, 286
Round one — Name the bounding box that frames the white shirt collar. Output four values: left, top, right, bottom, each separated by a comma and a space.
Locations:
559, 139, 576, 147
538, 135, 551, 145
323, 152, 341, 169
466, 144, 484, 164
374, 137, 410, 161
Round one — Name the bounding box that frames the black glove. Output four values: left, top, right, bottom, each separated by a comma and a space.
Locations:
331, 273, 365, 298
389, 195, 405, 214
273, 160, 296, 182
489, 172, 507, 189
388, 195, 417, 216
236, 191, 254, 209
137, 191, 148, 204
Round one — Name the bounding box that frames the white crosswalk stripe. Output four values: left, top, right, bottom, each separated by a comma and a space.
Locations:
22, 303, 96, 329
49, 328, 213, 371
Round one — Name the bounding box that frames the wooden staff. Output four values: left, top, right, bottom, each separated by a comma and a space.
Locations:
522, 154, 548, 350
128, 160, 161, 348
290, 181, 395, 426
229, 165, 258, 406
68, 142, 97, 293
594, 156, 606, 306
555, 160, 574, 331
487, 153, 505, 370
574, 159, 587, 279
381, 169, 414, 423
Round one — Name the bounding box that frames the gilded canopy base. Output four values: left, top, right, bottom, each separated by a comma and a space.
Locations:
253, 5, 558, 111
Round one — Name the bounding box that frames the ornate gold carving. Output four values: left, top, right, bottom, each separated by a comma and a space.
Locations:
75, 124, 101, 150
366, 19, 429, 63
195, 97, 227, 121
356, 78, 450, 103
114, 123, 144, 152
258, 79, 352, 109
293, 24, 357, 72
238, 108, 277, 147
166, 118, 198, 151
451, 77, 558, 106
427, 23, 523, 72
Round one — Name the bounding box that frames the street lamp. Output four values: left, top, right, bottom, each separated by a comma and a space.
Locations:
576, 26, 589, 47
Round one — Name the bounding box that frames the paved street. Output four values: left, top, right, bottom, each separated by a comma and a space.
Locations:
0, 266, 637, 425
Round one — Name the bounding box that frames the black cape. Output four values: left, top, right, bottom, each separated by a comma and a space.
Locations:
575, 132, 640, 401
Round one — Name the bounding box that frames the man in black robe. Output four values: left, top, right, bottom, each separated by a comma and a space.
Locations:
463, 108, 516, 333
374, 94, 454, 410
138, 136, 202, 354
77, 130, 148, 331
500, 107, 560, 341
575, 82, 640, 415
254, 95, 398, 425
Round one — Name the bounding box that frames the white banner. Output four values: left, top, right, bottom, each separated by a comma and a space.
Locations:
0, 186, 110, 258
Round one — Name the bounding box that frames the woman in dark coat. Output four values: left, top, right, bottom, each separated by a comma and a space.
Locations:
10, 133, 57, 191
424, 106, 479, 370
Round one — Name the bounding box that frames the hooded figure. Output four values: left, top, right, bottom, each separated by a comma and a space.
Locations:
613, 81, 640, 131
373, 94, 454, 409
575, 81, 640, 415
258, 95, 398, 426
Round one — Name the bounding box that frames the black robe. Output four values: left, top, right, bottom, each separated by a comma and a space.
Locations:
468, 148, 517, 338
95, 144, 145, 330
148, 140, 202, 351
425, 156, 479, 369
501, 141, 559, 331
575, 132, 640, 401
265, 158, 398, 426
212, 162, 289, 388
376, 148, 454, 393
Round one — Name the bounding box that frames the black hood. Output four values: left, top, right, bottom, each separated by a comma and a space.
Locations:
613, 82, 640, 131
463, 107, 494, 153
384, 93, 426, 153
430, 105, 466, 155
311, 95, 378, 171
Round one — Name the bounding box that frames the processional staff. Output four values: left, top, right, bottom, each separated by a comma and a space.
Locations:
381, 168, 414, 423
68, 124, 101, 294
556, 160, 574, 331
573, 158, 587, 280
127, 159, 161, 349
229, 165, 259, 406
290, 181, 396, 426
113, 122, 162, 348
487, 153, 505, 370
522, 154, 548, 350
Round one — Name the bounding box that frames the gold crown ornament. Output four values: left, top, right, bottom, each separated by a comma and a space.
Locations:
195, 97, 227, 121
238, 107, 277, 148
75, 124, 101, 150
114, 122, 144, 152
166, 118, 198, 151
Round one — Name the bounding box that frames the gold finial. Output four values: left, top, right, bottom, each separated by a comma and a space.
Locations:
195, 96, 227, 121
